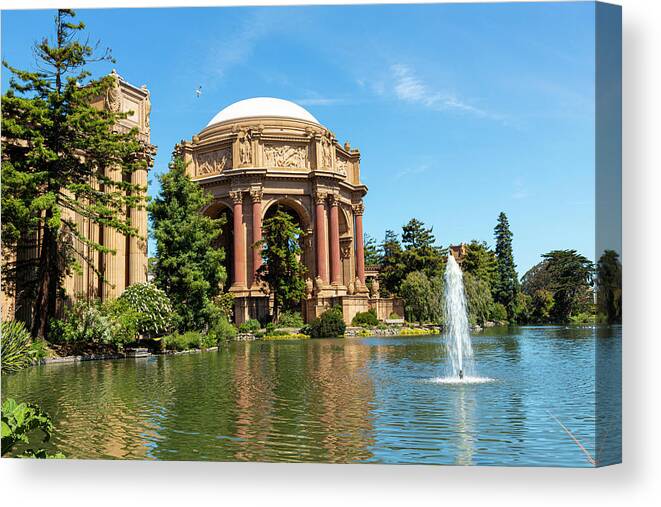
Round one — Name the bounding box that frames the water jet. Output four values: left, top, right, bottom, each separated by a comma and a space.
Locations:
444, 255, 474, 380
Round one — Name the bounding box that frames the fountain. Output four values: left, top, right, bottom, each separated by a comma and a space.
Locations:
443, 254, 475, 380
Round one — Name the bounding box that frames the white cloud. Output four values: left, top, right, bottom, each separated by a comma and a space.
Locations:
512, 178, 530, 200
389, 64, 492, 118
396, 163, 431, 179
296, 97, 342, 106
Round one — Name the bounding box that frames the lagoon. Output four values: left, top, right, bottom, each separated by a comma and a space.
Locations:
1, 326, 621, 466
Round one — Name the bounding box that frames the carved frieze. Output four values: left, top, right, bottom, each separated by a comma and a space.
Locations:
335, 156, 349, 176
195, 147, 232, 176
264, 142, 308, 168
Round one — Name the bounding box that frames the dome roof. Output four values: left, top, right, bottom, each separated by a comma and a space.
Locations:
206, 97, 320, 127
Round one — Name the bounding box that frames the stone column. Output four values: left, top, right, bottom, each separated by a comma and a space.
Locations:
103, 167, 125, 299
353, 202, 366, 285
129, 166, 148, 286
314, 192, 328, 284
230, 191, 247, 289
329, 195, 342, 286
250, 189, 263, 286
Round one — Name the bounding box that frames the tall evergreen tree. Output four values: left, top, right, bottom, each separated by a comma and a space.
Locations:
363, 233, 381, 266
541, 249, 594, 322
596, 250, 622, 324
462, 240, 498, 290
149, 157, 226, 331
379, 229, 405, 296
256, 208, 306, 320
493, 212, 519, 320
400, 218, 445, 280
2, 9, 148, 338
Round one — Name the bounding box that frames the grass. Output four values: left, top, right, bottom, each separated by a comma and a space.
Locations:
262, 333, 309, 341
400, 328, 437, 336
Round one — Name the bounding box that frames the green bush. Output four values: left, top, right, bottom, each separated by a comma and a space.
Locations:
163, 331, 204, 351
305, 307, 346, 338
119, 283, 174, 336
1, 320, 34, 373
276, 311, 304, 328
209, 316, 237, 342
388, 311, 402, 320
49, 300, 111, 348
263, 333, 309, 341
351, 308, 379, 327
238, 319, 261, 333
101, 299, 141, 348
490, 302, 508, 322
265, 322, 276, 334
1, 398, 64, 458
213, 292, 235, 319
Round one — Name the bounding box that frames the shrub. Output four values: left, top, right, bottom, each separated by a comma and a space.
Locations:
101, 299, 141, 348
265, 322, 276, 334
119, 283, 174, 336
263, 333, 309, 341
388, 311, 402, 320
29, 339, 50, 361
306, 307, 346, 338
238, 319, 261, 333
49, 300, 111, 347
1, 398, 65, 458
490, 302, 508, 322
276, 311, 304, 328
351, 308, 379, 327
163, 331, 203, 351
1, 320, 34, 373
213, 292, 235, 319
209, 316, 237, 342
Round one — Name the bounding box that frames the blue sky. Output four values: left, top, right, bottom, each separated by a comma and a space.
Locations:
1, 2, 598, 275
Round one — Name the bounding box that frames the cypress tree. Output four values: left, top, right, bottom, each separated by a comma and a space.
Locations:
493, 212, 520, 320
255, 208, 307, 321
2, 9, 148, 338
149, 157, 227, 331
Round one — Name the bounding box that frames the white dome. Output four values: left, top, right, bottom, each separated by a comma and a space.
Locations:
206, 97, 320, 127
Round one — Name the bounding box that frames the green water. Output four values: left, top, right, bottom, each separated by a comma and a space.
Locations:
1, 326, 621, 466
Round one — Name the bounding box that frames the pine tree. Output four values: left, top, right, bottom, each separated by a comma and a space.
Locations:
400, 218, 445, 280
149, 157, 227, 331
493, 212, 519, 320
256, 208, 307, 320
363, 233, 381, 266
379, 229, 405, 296
2, 9, 148, 338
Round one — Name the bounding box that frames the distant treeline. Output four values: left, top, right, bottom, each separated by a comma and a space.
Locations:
365, 213, 622, 326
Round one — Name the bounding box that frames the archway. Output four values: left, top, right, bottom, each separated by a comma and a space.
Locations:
204, 201, 234, 289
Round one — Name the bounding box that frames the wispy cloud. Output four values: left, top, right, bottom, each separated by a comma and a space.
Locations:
202, 11, 278, 87
296, 97, 343, 106
390, 64, 491, 118
512, 178, 530, 200
396, 163, 431, 179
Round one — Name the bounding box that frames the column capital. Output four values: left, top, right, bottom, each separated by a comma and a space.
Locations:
314, 191, 327, 205
229, 190, 243, 204
249, 188, 263, 203
352, 202, 365, 215
328, 194, 340, 207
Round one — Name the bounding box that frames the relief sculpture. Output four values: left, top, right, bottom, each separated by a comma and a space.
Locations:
196, 148, 232, 176
264, 143, 308, 168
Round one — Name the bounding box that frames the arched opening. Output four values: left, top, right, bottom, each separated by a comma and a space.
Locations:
261, 200, 311, 317
263, 201, 307, 270
205, 202, 234, 289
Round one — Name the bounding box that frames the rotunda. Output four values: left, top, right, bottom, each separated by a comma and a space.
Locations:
176, 97, 402, 324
